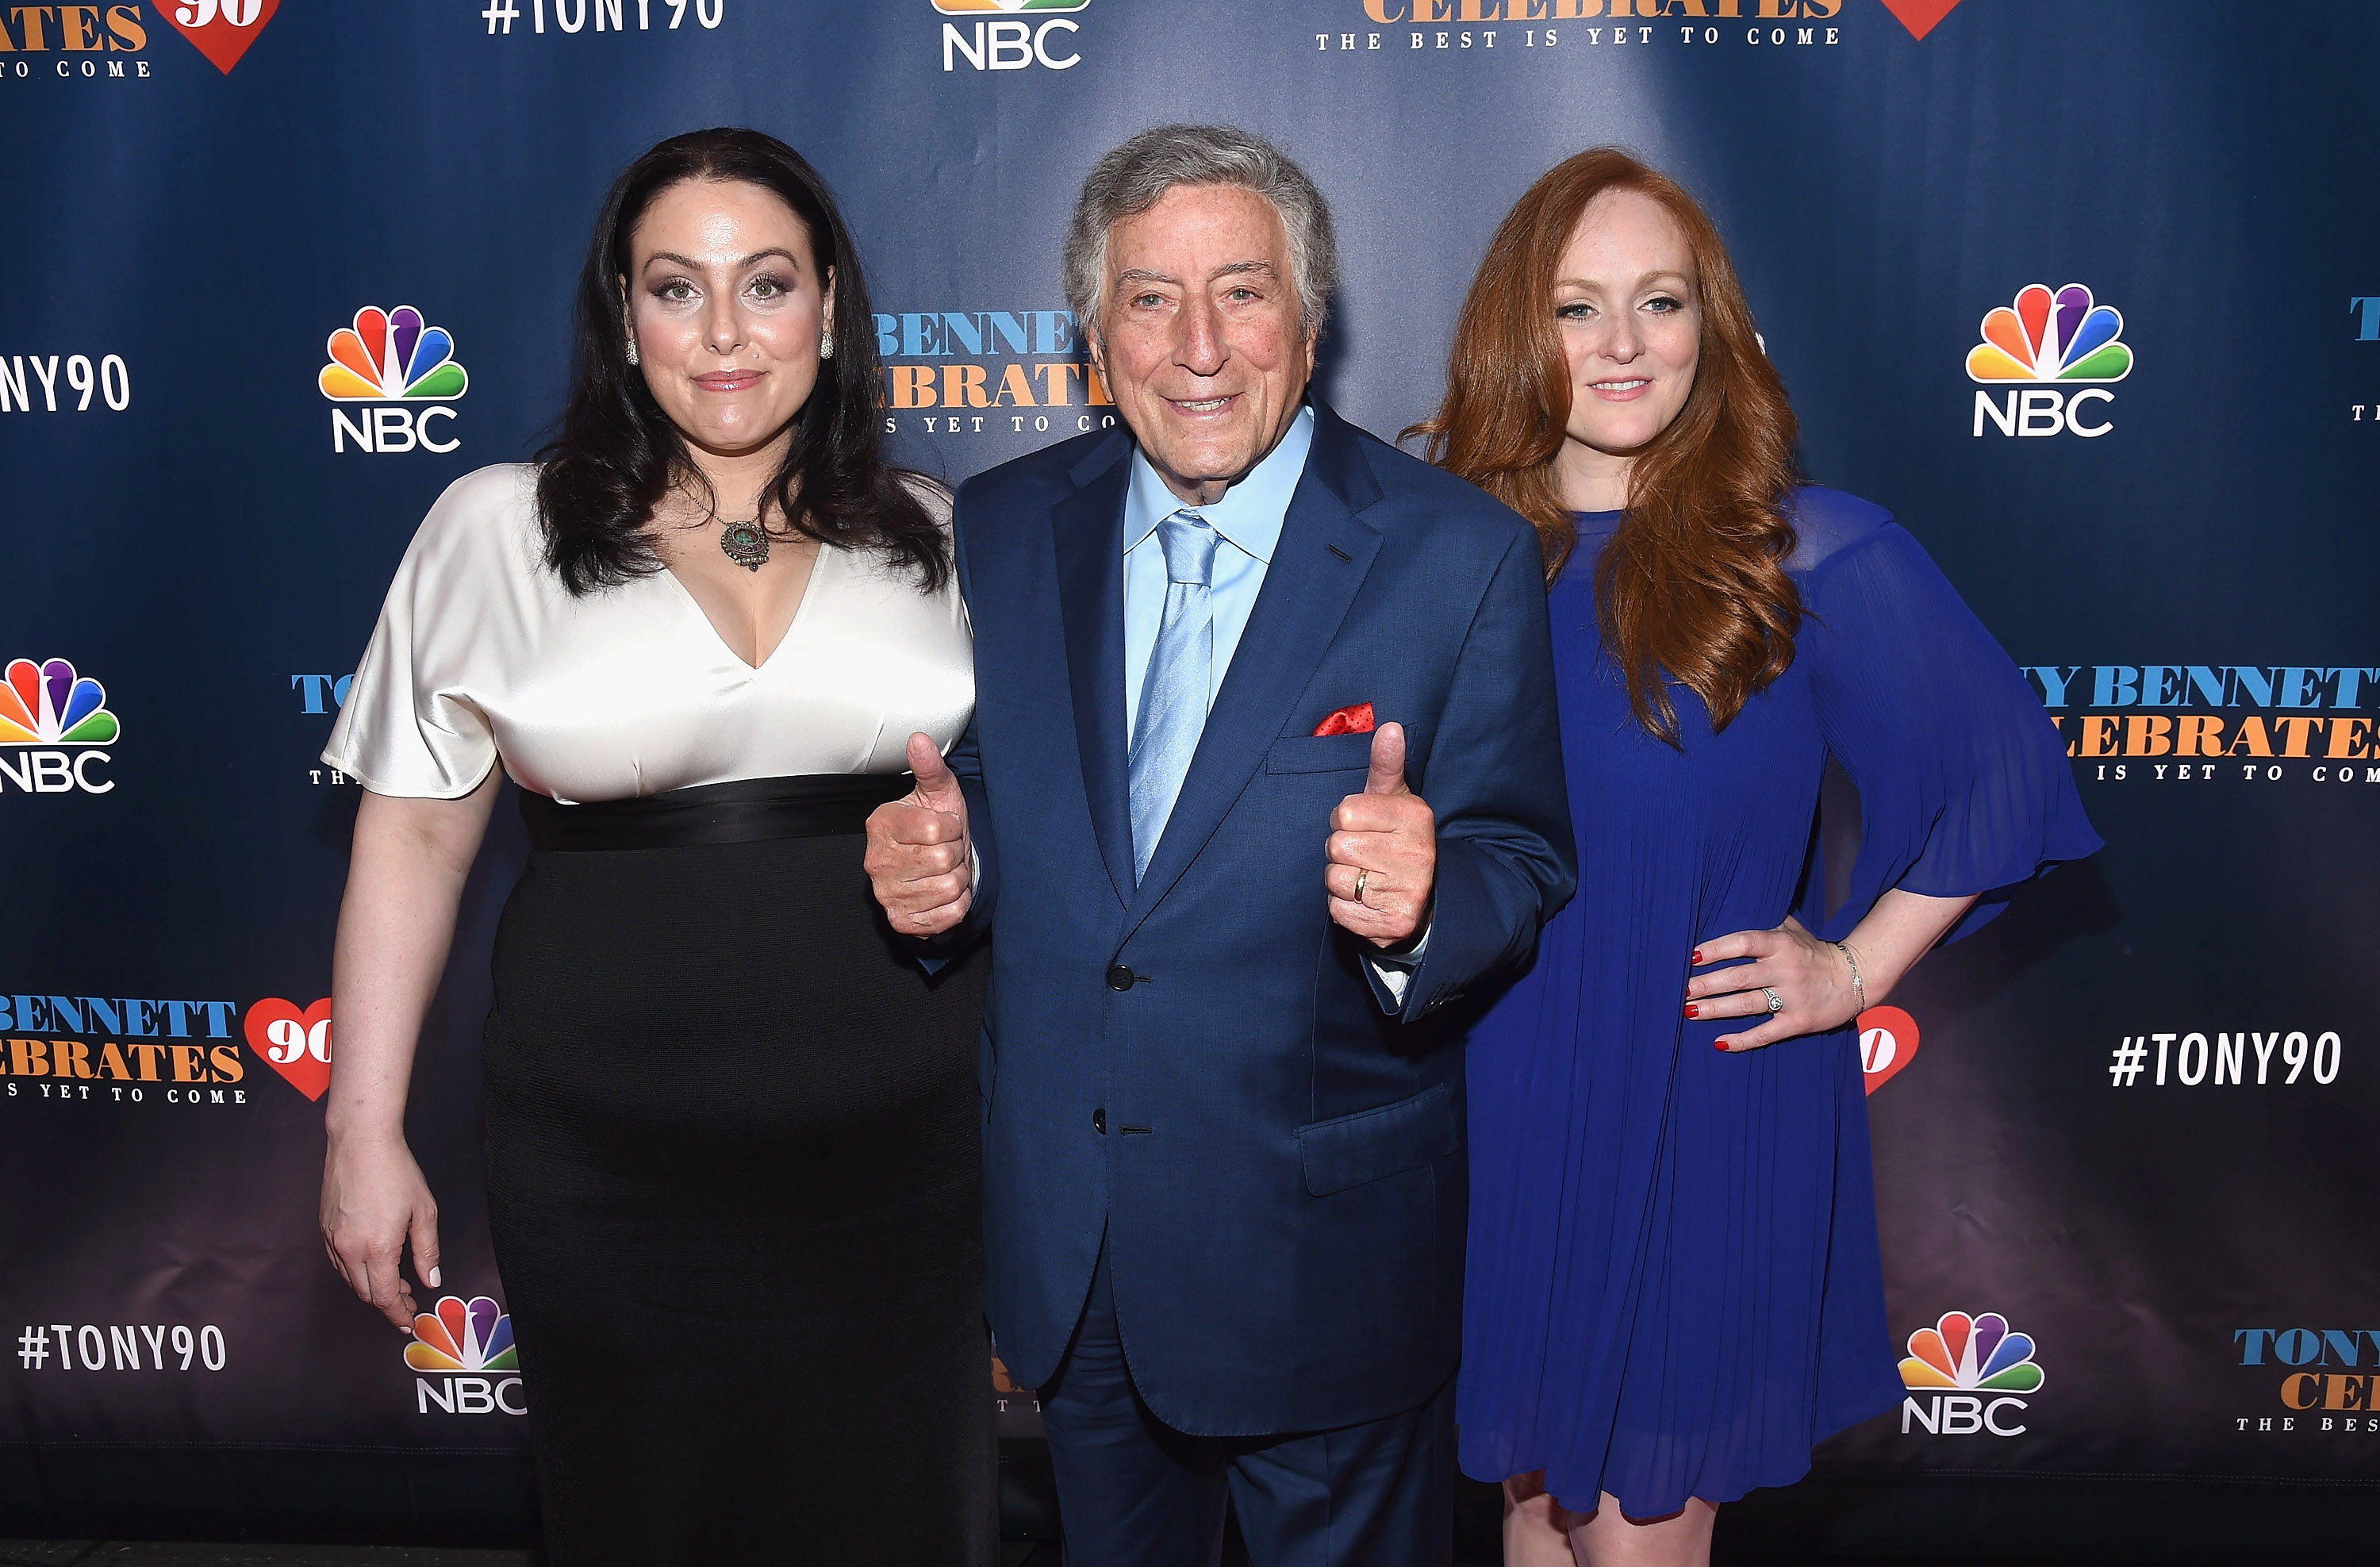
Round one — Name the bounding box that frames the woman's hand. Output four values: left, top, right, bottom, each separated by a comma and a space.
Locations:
1688, 890, 1981, 1054
1685, 916, 1860, 1054
321, 1133, 442, 1329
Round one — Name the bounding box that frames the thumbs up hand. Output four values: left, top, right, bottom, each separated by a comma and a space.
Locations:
866, 732, 975, 937
1325, 722, 1436, 947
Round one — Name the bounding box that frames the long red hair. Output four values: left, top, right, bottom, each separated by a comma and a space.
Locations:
1411, 148, 1801, 743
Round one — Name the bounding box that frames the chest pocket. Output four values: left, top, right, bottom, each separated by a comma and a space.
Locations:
1265, 732, 1376, 774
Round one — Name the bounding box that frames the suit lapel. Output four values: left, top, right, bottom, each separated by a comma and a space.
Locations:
1123, 405, 1387, 931
1052, 432, 1138, 907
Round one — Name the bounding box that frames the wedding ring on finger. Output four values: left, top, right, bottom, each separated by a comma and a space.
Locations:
1762, 986, 1785, 1015
1353, 867, 1371, 904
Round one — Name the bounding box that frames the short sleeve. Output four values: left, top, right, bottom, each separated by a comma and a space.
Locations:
321, 469, 518, 798
1798, 505, 2100, 943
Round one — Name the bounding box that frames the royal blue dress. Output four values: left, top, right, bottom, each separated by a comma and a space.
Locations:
1459, 487, 2099, 1516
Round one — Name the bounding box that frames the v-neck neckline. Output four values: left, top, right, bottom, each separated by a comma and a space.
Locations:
658, 541, 831, 674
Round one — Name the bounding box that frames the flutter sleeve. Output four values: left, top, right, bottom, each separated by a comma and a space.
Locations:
321, 470, 511, 799
1797, 499, 2100, 944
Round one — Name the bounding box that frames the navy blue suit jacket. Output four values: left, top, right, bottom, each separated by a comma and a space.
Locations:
949, 402, 1575, 1437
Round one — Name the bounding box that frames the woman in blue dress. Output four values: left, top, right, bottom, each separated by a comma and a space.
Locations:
1413, 149, 2099, 1565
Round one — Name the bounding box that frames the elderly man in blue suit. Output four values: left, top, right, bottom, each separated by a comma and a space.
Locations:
866, 124, 1575, 1567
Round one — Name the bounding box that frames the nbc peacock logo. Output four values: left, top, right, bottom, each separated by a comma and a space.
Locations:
1967, 282, 2132, 440
934, 0, 1086, 71
1, 659, 119, 747
1899, 1309, 2044, 1438
0, 658, 119, 796
406, 1294, 524, 1416
319, 305, 468, 457
1967, 283, 2132, 384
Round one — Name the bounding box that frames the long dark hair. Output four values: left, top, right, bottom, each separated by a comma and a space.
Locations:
1410, 148, 1801, 744
536, 128, 946, 596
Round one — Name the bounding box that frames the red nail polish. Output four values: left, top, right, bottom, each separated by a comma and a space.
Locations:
1683, 1004, 1699, 1020
1691, 950, 1703, 964
1714, 1040, 1729, 1052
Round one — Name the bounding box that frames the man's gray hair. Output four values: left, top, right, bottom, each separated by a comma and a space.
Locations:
1062, 124, 1340, 344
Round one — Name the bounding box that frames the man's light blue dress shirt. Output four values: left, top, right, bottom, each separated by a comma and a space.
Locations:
1122, 406, 1315, 740
1119, 405, 1424, 999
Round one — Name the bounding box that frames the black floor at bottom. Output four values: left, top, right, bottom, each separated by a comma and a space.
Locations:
8, 1449, 2374, 1565
0, 1546, 2147, 1567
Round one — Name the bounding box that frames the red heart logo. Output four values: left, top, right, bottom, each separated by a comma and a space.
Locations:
156, 0, 282, 75
1875, 0, 1962, 40
1858, 1004, 1921, 1095
244, 997, 332, 1101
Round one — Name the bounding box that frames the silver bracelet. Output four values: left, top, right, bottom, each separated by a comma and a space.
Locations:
1833, 939, 1867, 1014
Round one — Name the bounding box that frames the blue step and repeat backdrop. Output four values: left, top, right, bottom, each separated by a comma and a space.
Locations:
3, 0, 2376, 1547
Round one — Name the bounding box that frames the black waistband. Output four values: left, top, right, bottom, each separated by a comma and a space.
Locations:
519, 772, 914, 852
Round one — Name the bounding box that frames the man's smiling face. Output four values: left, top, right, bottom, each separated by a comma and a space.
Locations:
1091, 182, 1316, 508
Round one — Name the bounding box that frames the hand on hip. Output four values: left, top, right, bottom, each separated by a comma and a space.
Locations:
1686, 916, 1860, 1052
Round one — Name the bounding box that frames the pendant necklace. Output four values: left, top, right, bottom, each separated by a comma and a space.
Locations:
718, 516, 770, 572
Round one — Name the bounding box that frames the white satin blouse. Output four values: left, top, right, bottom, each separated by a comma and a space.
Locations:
324, 464, 973, 804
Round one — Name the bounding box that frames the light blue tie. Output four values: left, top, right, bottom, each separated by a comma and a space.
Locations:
1129, 509, 1219, 883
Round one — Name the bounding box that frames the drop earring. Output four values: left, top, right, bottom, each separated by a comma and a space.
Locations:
818, 329, 835, 361
625, 335, 640, 367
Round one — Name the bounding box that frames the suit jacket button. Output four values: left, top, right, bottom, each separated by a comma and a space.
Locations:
1106, 963, 1134, 992
1092, 1108, 1107, 1134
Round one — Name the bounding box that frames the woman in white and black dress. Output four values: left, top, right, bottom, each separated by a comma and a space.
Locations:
315, 129, 995, 1564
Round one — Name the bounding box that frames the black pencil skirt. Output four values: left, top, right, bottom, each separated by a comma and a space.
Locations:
482, 777, 995, 1565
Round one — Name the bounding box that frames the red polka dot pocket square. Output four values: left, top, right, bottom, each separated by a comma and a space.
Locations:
1313, 702, 1376, 737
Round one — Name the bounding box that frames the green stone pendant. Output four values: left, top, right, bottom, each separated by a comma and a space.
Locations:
719, 519, 770, 572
